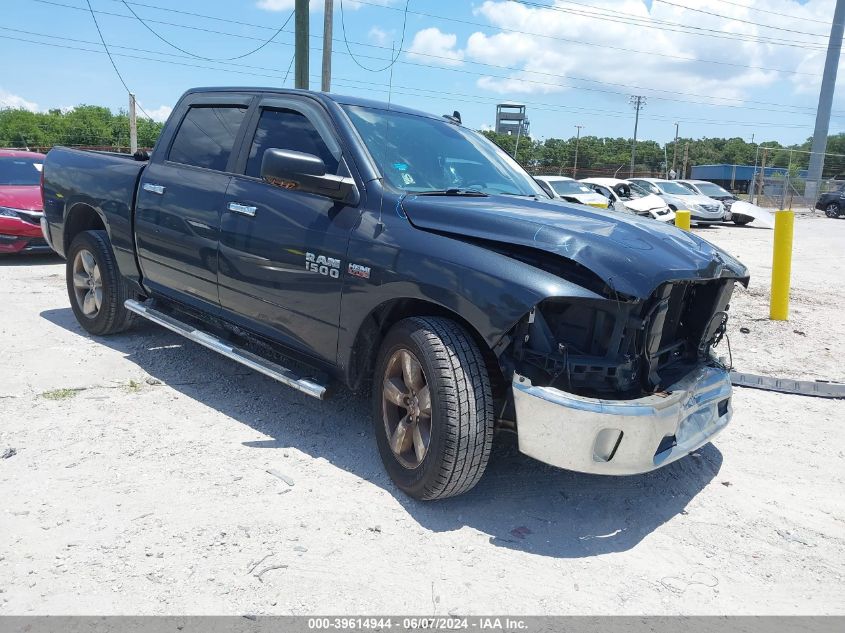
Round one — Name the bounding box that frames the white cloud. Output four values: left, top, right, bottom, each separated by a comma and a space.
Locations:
368, 26, 390, 46
464, 0, 835, 107
255, 0, 296, 11
0, 89, 38, 111
141, 105, 173, 122
407, 27, 464, 67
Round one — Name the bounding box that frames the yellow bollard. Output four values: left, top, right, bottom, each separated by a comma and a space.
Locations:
769, 210, 794, 321
675, 210, 691, 230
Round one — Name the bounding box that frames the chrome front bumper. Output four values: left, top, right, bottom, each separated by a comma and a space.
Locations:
512, 365, 732, 475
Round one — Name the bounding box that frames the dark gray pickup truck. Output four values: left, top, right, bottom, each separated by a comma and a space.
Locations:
41, 87, 748, 500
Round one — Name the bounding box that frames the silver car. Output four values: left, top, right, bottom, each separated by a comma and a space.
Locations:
629, 178, 727, 224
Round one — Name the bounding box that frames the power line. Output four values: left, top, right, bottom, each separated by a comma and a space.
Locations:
0, 33, 815, 135
119, 0, 294, 62
509, 0, 826, 50
714, 0, 835, 26
338, 0, 409, 72
0, 26, 831, 121
118, 0, 825, 77
654, 0, 828, 38
25, 0, 833, 115
83, 0, 156, 120
31, 0, 826, 82
349, 0, 829, 67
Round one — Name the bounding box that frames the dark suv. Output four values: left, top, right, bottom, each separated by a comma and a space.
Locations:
816, 185, 845, 218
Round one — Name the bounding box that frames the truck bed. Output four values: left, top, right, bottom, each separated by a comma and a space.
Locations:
42, 147, 148, 279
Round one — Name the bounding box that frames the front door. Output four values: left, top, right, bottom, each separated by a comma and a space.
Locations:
217, 97, 360, 363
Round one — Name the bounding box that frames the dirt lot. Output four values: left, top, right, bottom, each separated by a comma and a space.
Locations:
1, 215, 844, 615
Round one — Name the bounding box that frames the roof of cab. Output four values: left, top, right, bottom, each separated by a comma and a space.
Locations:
183, 87, 446, 122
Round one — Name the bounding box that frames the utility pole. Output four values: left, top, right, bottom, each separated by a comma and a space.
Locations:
806, 0, 845, 199
573, 124, 583, 178
128, 92, 138, 155
513, 118, 524, 161
670, 121, 679, 177
295, 0, 309, 90
750, 144, 760, 202
321, 0, 333, 92
629, 95, 645, 177
682, 141, 689, 179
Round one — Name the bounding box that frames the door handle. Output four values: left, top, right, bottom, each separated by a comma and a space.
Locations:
142, 183, 166, 195
228, 202, 257, 217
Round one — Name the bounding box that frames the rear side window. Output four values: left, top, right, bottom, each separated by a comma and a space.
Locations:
246, 108, 339, 178
168, 106, 247, 171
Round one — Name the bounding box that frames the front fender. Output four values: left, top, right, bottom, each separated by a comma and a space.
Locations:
337, 209, 603, 375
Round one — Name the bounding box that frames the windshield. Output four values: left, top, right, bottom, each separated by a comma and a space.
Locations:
549, 180, 593, 196
0, 157, 42, 186
693, 182, 731, 197
343, 105, 544, 197
619, 182, 648, 199
656, 180, 695, 195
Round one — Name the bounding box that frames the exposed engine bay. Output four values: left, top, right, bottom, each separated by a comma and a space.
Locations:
507, 278, 736, 400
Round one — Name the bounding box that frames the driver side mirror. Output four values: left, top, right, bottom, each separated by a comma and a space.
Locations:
260, 148, 357, 203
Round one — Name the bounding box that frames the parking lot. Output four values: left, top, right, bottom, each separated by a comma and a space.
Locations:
1, 215, 844, 615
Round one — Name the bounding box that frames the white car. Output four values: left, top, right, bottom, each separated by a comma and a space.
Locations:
579, 177, 675, 222
534, 176, 609, 208
629, 178, 726, 224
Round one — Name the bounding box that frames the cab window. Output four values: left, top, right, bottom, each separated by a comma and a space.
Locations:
168, 106, 247, 171
246, 108, 340, 178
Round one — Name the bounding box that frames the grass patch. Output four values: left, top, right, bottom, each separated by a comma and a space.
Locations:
126, 379, 141, 393
40, 388, 80, 400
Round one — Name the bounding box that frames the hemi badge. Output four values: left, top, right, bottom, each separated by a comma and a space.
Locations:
348, 263, 371, 279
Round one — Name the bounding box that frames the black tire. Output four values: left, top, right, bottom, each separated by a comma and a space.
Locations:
824, 202, 841, 218
733, 215, 752, 226
66, 230, 135, 336
372, 317, 494, 500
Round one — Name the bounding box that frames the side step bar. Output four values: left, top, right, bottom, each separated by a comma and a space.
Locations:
124, 299, 327, 400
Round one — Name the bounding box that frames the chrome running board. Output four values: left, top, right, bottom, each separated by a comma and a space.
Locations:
124, 299, 327, 400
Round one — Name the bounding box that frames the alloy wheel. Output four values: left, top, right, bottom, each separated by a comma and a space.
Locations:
71, 249, 103, 318
381, 348, 432, 469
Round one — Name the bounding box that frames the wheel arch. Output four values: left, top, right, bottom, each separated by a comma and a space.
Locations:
344, 297, 509, 402
63, 202, 107, 254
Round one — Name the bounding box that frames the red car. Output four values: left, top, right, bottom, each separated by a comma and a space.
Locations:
0, 149, 50, 254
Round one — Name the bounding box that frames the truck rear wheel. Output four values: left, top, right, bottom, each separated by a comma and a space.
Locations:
372, 317, 494, 500
66, 230, 135, 336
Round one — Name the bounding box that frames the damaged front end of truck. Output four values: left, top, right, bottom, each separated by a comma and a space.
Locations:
400, 193, 749, 475
506, 275, 740, 475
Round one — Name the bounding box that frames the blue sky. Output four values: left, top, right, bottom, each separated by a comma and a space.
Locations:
0, 0, 838, 145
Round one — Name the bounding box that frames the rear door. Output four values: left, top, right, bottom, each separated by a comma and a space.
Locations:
135, 94, 252, 305
217, 96, 360, 363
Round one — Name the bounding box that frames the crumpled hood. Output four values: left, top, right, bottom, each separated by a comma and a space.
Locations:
623, 193, 667, 213
401, 194, 749, 299
0, 185, 42, 211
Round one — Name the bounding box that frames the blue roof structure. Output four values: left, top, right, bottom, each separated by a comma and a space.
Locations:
691, 164, 808, 180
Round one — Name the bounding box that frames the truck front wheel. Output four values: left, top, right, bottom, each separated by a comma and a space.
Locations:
372, 317, 494, 500
66, 230, 135, 336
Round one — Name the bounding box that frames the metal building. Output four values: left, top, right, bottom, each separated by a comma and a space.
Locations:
691, 164, 808, 194
495, 103, 529, 136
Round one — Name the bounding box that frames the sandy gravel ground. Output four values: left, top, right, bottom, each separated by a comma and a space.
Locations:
1, 216, 843, 615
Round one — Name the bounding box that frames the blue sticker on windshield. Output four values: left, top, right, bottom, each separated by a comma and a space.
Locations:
393, 162, 408, 171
